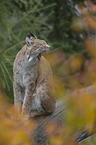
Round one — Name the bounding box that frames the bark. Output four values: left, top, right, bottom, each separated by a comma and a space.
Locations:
30, 98, 68, 145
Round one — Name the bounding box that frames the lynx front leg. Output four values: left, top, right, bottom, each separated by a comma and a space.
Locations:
13, 81, 22, 113
21, 83, 35, 119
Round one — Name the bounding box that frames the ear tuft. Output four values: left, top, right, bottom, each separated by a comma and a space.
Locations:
30, 31, 37, 39
26, 37, 32, 46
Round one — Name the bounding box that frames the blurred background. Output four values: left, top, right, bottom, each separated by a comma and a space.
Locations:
1, 0, 96, 144
0, 0, 96, 101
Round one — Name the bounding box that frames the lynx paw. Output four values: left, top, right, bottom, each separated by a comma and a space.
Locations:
21, 114, 29, 121
29, 111, 38, 117
29, 111, 43, 117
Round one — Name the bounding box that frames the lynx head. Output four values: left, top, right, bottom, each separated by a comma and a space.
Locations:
26, 32, 50, 62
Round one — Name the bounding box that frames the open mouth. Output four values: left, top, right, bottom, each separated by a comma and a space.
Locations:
37, 53, 42, 60
37, 48, 50, 60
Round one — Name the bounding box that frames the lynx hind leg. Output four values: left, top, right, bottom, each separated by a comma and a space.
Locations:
40, 82, 55, 114
41, 96, 55, 114
29, 83, 55, 117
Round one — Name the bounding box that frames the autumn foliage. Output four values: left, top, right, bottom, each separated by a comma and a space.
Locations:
0, 89, 36, 145
1, 0, 96, 145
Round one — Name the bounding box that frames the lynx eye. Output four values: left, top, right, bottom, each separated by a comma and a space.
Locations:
27, 41, 30, 45
27, 41, 34, 46
43, 41, 47, 45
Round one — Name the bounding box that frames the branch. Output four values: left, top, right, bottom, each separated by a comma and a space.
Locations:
30, 85, 96, 145
30, 98, 68, 145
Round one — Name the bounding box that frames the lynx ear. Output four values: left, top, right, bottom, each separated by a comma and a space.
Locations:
26, 37, 32, 46
30, 32, 37, 39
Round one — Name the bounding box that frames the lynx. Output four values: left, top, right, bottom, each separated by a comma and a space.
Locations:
13, 33, 55, 120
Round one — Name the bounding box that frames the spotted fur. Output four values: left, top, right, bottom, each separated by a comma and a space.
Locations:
13, 35, 55, 119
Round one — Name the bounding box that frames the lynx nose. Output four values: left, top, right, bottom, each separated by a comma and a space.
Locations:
46, 44, 50, 51
46, 44, 50, 48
